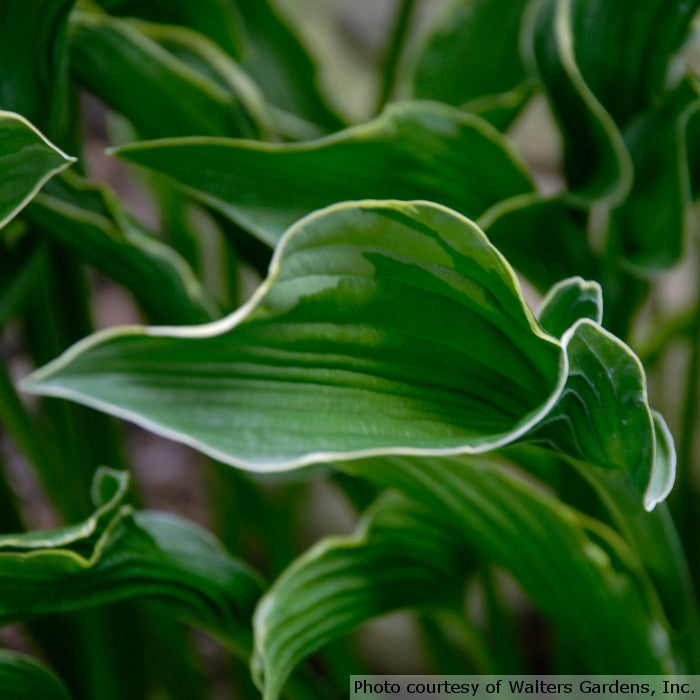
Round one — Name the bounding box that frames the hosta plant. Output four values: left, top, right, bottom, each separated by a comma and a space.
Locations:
2, 0, 700, 698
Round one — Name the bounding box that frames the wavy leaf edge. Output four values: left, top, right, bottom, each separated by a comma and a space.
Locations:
20, 200, 672, 509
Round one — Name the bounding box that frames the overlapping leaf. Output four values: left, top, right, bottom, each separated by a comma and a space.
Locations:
613, 76, 700, 269
252, 493, 472, 700
527, 0, 700, 266
413, 0, 531, 126
0, 112, 75, 230
0, 467, 264, 654
527, 0, 632, 205
25, 171, 218, 324
478, 194, 597, 291
253, 454, 676, 699
90, 0, 340, 131
112, 102, 534, 246
69, 8, 259, 139
23, 201, 669, 510
0, 650, 71, 700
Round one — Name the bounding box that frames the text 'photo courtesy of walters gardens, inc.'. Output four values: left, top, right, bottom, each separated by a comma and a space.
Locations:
350, 676, 700, 699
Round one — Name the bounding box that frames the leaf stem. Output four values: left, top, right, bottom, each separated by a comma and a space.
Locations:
375, 0, 419, 115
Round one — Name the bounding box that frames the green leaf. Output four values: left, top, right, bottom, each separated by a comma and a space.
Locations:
93, 0, 341, 130
0, 112, 75, 230
613, 75, 700, 270
526, 0, 632, 205
22, 201, 561, 464
413, 0, 529, 108
252, 492, 472, 700
0, 0, 75, 141
527, 0, 700, 205
339, 453, 673, 673
94, 0, 245, 60
112, 102, 534, 247
70, 9, 257, 139
551, 0, 699, 129
0, 650, 71, 700
22, 201, 667, 510
228, 0, 343, 131
25, 171, 218, 324
0, 467, 264, 655
478, 194, 598, 291
537, 276, 602, 338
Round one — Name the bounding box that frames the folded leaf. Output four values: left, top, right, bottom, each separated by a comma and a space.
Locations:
340, 453, 673, 673
0, 650, 71, 700
26, 171, 218, 324
112, 102, 534, 246
527, 0, 632, 205
537, 276, 602, 340
23, 201, 668, 511
0, 112, 75, 230
0, 468, 264, 655
93, 0, 341, 130
527, 0, 699, 206
70, 9, 257, 138
23, 201, 561, 464
413, 0, 529, 109
613, 76, 700, 269
252, 492, 472, 700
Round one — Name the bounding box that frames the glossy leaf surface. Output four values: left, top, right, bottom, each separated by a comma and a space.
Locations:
24, 201, 668, 511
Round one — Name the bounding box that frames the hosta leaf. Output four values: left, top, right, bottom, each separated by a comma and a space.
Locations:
252, 493, 472, 700
530, 318, 661, 507
130, 19, 323, 143
0, 650, 71, 700
0, 468, 264, 654
613, 76, 700, 269
70, 9, 258, 139
413, 0, 529, 110
478, 194, 597, 291
94, 0, 244, 60
25, 171, 218, 324
527, 0, 632, 205
527, 0, 700, 205
23, 201, 562, 464
228, 0, 343, 131
23, 201, 667, 510
112, 102, 534, 247
537, 276, 602, 339
552, 0, 700, 128
0, 0, 74, 140
339, 454, 673, 673
0, 112, 75, 229
93, 0, 341, 130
